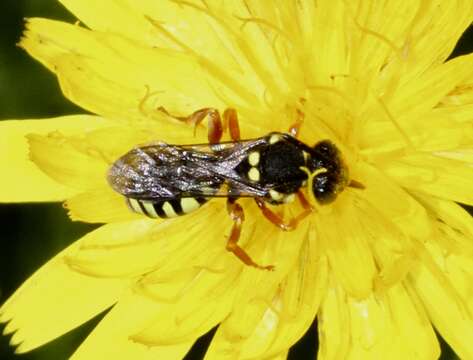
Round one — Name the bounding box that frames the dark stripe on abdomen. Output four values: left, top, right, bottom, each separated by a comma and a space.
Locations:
126, 197, 209, 219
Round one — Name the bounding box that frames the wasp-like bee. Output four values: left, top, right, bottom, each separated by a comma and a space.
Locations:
108, 108, 358, 270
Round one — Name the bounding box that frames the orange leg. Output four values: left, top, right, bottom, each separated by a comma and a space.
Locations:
226, 199, 274, 271
223, 108, 241, 141
255, 191, 313, 231
296, 190, 314, 211
288, 108, 305, 138
159, 107, 241, 144
184, 108, 224, 144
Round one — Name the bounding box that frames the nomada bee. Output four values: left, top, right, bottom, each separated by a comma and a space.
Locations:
108, 108, 362, 270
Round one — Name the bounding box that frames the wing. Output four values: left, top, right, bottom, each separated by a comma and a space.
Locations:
107, 143, 224, 200
107, 136, 276, 200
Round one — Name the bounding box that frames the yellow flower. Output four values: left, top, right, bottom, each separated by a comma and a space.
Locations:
2, 1, 473, 359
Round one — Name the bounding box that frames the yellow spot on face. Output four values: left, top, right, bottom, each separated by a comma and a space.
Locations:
269, 189, 284, 201
248, 151, 260, 166
142, 201, 159, 218
162, 201, 178, 217
269, 134, 282, 144
128, 198, 143, 214
181, 198, 201, 214
248, 167, 260, 181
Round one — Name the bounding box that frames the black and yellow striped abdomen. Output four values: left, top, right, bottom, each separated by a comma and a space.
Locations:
126, 197, 208, 218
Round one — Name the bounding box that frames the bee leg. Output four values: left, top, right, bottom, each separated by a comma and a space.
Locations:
255, 194, 312, 231
222, 108, 241, 141
226, 198, 274, 271
186, 108, 224, 144
288, 108, 305, 138
296, 190, 314, 211
157, 107, 241, 143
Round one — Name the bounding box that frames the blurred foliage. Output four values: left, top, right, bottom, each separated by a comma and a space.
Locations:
0, 0, 471, 359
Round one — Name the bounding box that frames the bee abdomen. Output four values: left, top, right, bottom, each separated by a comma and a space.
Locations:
126, 197, 207, 218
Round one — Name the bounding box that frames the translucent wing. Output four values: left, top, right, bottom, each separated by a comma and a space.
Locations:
107, 134, 308, 201
107, 143, 223, 200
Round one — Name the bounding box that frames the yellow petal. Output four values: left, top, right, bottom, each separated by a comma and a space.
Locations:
347, 1, 415, 94
221, 222, 307, 334
129, 1, 298, 106
389, 54, 473, 123
71, 291, 194, 360
399, 0, 473, 74
0, 240, 129, 353
380, 153, 473, 205
311, 0, 349, 85
315, 191, 377, 299
21, 18, 224, 121
27, 131, 109, 191
59, 0, 152, 45
435, 148, 473, 163
318, 276, 439, 360
245, 237, 327, 359
434, 63, 473, 123
415, 195, 473, 255
265, 351, 288, 360
57, 1, 264, 107
74, 258, 238, 356
65, 186, 141, 223
65, 202, 233, 278
128, 202, 313, 351
71, 257, 240, 358
205, 220, 316, 359
0, 116, 109, 202
129, 266, 236, 346
317, 277, 350, 360
348, 1, 473, 92
409, 242, 473, 359
359, 55, 473, 162
360, 113, 473, 160
353, 163, 432, 290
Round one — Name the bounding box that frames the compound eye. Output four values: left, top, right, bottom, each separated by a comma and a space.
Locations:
312, 140, 338, 158
309, 140, 349, 205
312, 172, 338, 204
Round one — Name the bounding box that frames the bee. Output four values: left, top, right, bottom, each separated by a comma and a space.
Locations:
108, 108, 360, 270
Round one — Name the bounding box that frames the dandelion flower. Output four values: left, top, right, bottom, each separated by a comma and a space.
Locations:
2, 1, 473, 359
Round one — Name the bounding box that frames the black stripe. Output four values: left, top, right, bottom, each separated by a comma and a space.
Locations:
195, 197, 208, 205
136, 200, 149, 216
170, 199, 184, 215
125, 198, 133, 211
153, 202, 167, 218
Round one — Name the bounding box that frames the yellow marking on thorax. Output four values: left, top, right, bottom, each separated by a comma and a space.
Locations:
162, 201, 178, 217
248, 167, 261, 181
269, 189, 284, 201
181, 198, 201, 214
269, 134, 282, 144
248, 151, 260, 166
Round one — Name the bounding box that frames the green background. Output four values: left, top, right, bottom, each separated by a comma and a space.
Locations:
0, 1, 470, 359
